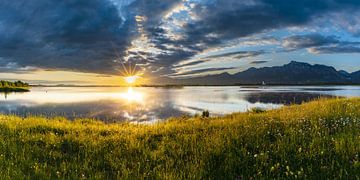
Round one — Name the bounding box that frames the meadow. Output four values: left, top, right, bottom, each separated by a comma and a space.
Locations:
0, 98, 359, 179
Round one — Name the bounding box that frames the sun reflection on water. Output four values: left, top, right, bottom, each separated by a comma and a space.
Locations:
3, 86, 356, 123
119, 87, 144, 103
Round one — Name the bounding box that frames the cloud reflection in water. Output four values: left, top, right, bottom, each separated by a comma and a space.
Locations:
0, 86, 359, 123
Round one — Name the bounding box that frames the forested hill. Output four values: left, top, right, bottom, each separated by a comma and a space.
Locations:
0, 80, 30, 92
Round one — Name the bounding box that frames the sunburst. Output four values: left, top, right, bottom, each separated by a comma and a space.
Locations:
121, 63, 141, 84
124, 75, 138, 84
112, 42, 142, 85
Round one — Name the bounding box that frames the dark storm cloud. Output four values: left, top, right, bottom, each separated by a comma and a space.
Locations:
0, 62, 38, 74
2, 0, 360, 76
282, 34, 340, 49
144, 0, 360, 74
0, 0, 133, 74
281, 33, 360, 53
184, 0, 360, 40
128, 0, 182, 25
147, 49, 198, 75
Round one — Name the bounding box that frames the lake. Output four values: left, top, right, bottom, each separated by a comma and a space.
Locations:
1, 86, 359, 123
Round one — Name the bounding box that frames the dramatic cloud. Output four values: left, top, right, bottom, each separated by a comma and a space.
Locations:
205, 51, 265, 59
250, 61, 268, 64
173, 59, 211, 68
170, 67, 237, 77
144, 0, 360, 75
282, 33, 360, 54
282, 34, 340, 49
0, 0, 132, 74
172, 50, 264, 74
1, 0, 360, 77
0, 61, 38, 74
309, 46, 360, 54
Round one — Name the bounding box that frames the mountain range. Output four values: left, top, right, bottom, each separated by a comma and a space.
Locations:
157, 61, 360, 85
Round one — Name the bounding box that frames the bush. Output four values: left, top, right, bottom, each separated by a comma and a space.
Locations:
202, 110, 210, 118
250, 107, 266, 113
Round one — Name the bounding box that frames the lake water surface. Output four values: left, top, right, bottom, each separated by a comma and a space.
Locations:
1, 86, 359, 123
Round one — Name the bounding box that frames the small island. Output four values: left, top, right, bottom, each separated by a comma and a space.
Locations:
0, 80, 30, 92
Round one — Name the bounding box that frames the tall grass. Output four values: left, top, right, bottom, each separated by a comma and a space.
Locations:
0, 98, 359, 179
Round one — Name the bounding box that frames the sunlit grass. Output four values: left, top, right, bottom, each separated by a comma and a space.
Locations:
0, 98, 359, 178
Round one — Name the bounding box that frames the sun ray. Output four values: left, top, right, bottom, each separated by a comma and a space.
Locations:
111, 42, 130, 76
110, 42, 143, 85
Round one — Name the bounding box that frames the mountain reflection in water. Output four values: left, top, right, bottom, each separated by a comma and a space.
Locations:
245, 92, 335, 105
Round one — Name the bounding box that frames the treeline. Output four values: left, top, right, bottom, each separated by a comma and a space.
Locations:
0, 80, 29, 88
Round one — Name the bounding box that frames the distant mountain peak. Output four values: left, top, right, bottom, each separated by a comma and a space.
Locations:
289, 60, 302, 64
338, 70, 350, 75
286, 61, 310, 66
219, 72, 231, 76
161, 61, 359, 85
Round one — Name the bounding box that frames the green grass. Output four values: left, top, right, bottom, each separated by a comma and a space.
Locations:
0, 98, 360, 179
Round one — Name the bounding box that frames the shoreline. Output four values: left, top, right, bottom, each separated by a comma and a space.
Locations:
0, 87, 30, 92
29, 84, 360, 88
0, 98, 359, 178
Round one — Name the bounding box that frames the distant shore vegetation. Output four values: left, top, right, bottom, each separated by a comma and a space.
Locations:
0, 80, 30, 92
0, 98, 359, 178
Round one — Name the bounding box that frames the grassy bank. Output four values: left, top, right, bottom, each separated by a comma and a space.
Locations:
0, 98, 359, 179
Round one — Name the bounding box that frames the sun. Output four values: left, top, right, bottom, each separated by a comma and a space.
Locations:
124, 76, 138, 84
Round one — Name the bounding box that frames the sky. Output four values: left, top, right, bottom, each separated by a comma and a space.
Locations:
1, 0, 360, 85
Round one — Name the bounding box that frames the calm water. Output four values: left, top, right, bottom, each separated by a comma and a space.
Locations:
1, 86, 359, 123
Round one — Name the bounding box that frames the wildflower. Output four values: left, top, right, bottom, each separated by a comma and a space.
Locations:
270, 166, 275, 172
